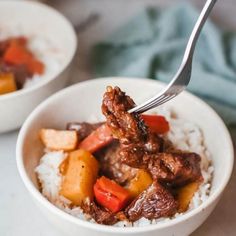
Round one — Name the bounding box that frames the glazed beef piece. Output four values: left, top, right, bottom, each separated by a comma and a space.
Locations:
67, 122, 103, 141
119, 144, 148, 169
119, 134, 164, 169
147, 152, 202, 186
125, 182, 178, 222
102, 86, 163, 167
97, 141, 138, 185
81, 201, 118, 225
102, 86, 148, 144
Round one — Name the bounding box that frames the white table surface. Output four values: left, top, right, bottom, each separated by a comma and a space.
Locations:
1, 1, 236, 236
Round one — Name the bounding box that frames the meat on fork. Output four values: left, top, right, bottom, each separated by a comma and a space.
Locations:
102, 86, 148, 144
102, 86, 163, 155
102, 86, 202, 183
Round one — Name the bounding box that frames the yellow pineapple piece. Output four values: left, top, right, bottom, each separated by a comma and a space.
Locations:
177, 181, 201, 212
0, 73, 17, 95
127, 170, 153, 198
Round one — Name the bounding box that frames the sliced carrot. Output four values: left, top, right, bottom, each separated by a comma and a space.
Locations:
3, 37, 44, 75
79, 124, 113, 153
3, 41, 32, 65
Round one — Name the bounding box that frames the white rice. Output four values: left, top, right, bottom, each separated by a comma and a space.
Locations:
0, 25, 64, 89
35, 107, 213, 227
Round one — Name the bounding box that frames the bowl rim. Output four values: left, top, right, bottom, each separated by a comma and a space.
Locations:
0, 0, 77, 101
16, 77, 234, 233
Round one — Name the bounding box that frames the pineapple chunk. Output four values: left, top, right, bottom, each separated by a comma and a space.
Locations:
127, 170, 153, 198
0, 73, 17, 95
177, 181, 200, 212
40, 129, 78, 151
60, 149, 99, 206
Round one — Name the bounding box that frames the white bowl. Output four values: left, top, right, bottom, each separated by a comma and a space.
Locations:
16, 78, 234, 236
0, 0, 77, 133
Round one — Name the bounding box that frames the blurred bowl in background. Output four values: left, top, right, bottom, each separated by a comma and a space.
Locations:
0, 0, 77, 133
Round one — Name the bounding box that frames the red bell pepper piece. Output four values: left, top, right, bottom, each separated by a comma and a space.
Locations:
4, 41, 31, 65
3, 38, 44, 75
94, 176, 130, 213
79, 124, 113, 153
141, 114, 170, 134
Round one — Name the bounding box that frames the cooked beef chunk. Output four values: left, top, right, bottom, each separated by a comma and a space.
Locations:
102, 86, 148, 144
125, 182, 178, 221
67, 122, 103, 141
148, 152, 202, 186
81, 201, 118, 225
119, 144, 148, 169
102, 86, 163, 168
119, 134, 164, 169
97, 141, 138, 185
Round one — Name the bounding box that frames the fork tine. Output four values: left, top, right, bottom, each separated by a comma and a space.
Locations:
135, 94, 173, 114
151, 94, 177, 107
130, 94, 166, 114
142, 95, 171, 112
134, 97, 165, 114
143, 94, 175, 112
143, 94, 177, 114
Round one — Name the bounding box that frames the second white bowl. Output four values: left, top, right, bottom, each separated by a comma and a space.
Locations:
0, 0, 77, 133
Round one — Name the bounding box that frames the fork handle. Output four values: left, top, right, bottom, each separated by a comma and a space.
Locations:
183, 0, 218, 63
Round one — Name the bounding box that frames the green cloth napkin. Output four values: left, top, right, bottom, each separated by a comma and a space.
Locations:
92, 3, 236, 140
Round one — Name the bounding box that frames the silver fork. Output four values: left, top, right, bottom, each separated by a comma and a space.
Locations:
129, 0, 218, 114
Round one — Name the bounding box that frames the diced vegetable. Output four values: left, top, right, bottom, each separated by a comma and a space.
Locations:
142, 114, 170, 134
94, 176, 131, 213
79, 124, 113, 153
3, 39, 44, 75
0, 73, 17, 95
60, 149, 99, 206
27, 58, 44, 74
177, 181, 200, 212
4, 41, 32, 65
40, 129, 78, 151
59, 156, 69, 175
126, 170, 153, 198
